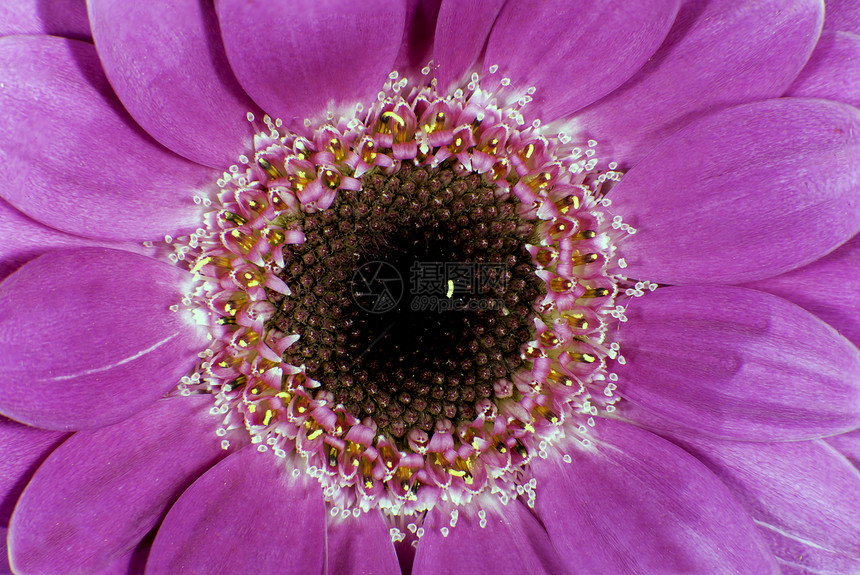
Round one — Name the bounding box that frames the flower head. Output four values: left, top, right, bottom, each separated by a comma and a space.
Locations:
1, 0, 860, 574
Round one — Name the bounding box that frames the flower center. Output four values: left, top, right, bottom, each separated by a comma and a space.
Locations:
181, 69, 630, 516
271, 162, 541, 441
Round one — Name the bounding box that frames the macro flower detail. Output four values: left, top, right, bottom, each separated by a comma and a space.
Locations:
1, 1, 860, 574
181, 70, 630, 516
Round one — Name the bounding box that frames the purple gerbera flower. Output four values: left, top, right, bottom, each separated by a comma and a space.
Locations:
1, 0, 860, 573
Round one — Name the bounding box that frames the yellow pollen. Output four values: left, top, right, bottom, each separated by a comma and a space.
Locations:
524, 346, 545, 359
221, 211, 248, 226
546, 368, 573, 387
237, 331, 259, 348
328, 137, 346, 161
481, 137, 500, 154
381, 110, 406, 127
491, 159, 509, 180
556, 195, 580, 214
524, 171, 552, 190
521, 143, 535, 160
550, 277, 573, 293
322, 169, 341, 190
572, 252, 599, 266
535, 248, 556, 266
539, 331, 560, 347
562, 312, 588, 330
258, 157, 283, 179
583, 287, 610, 298
361, 139, 377, 163
548, 221, 568, 237
266, 228, 286, 245
248, 199, 267, 212
190, 256, 212, 274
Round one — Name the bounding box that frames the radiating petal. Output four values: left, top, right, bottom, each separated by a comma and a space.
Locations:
825, 429, 860, 469
0, 248, 207, 430
784, 30, 860, 108
215, 0, 406, 122
98, 531, 153, 575
483, 0, 680, 122
8, 396, 233, 575
825, 0, 860, 34
614, 285, 860, 441
572, 0, 823, 165
531, 419, 779, 574
0, 35, 213, 241
413, 500, 568, 575
610, 98, 860, 285
0, 0, 90, 40
0, 418, 67, 525
146, 446, 326, 574
0, 198, 151, 282
743, 234, 860, 348
678, 437, 860, 574
326, 509, 400, 575
395, 0, 443, 75
433, 0, 505, 90
0, 527, 10, 575
327, 510, 399, 575
88, 0, 261, 168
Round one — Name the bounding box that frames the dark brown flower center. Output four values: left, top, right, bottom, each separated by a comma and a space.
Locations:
270, 161, 541, 440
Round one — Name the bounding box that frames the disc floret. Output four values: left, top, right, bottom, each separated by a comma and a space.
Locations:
180, 68, 631, 515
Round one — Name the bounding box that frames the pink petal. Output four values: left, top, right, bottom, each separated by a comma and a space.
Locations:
615, 285, 860, 441
531, 419, 779, 574
215, 0, 406, 122
146, 446, 326, 574
784, 30, 860, 108
743, 234, 860, 348
825, 428, 860, 469
395, 0, 443, 75
0, 248, 207, 430
88, 0, 262, 168
433, 0, 505, 90
0, 0, 90, 41
327, 510, 399, 575
8, 396, 233, 575
0, 35, 213, 241
0, 418, 67, 525
0, 527, 10, 575
610, 98, 860, 285
679, 436, 860, 574
825, 0, 860, 34
413, 500, 568, 575
483, 0, 680, 123
573, 0, 823, 166
0, 197, 151, 282
98, 532, 153, 575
